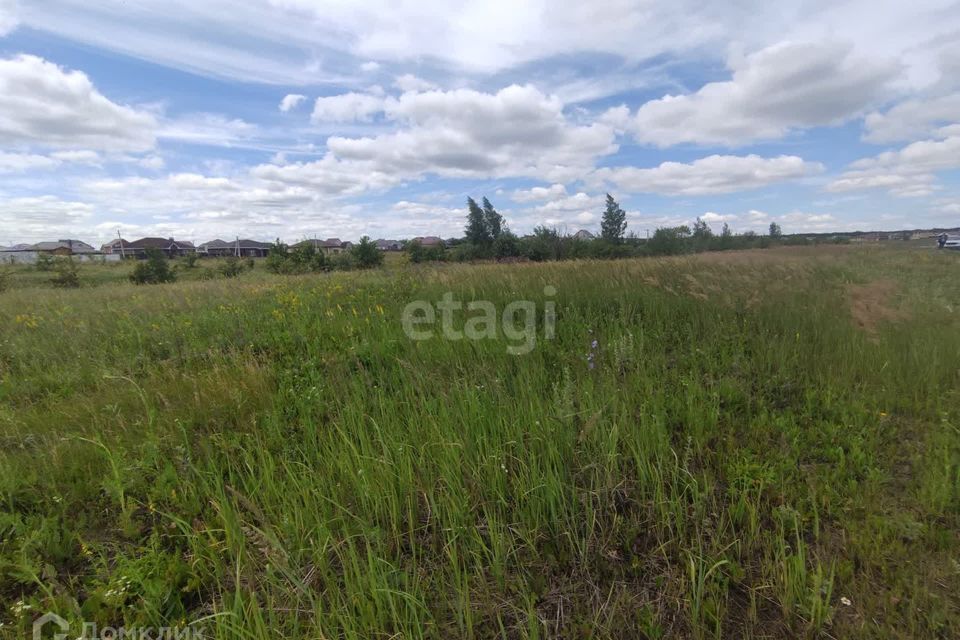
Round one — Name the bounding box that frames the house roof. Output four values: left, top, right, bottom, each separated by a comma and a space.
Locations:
295, 238, 346, 248
200, 239, 273, 250
412, 236, 444, 246
30, 239, 97, 253
126, 237, 195, 249
573, 229, 596, 240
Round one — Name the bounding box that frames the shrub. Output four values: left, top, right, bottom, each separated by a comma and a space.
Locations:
218, 257, 245, 278
35, 253, 55, 271
329, 252, 357, 271
351, 236, 384, 269
182, 253, 200, 268
130, 248, 176, 285
0, 269, 10, 293
50, 258, 81, 288
265, 240, 289, 273
408, 240, 447, 263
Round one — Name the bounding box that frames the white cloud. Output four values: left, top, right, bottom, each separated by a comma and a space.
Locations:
0, 54, 156, 151
325, 85, 617, 182
533, 192, 604, 215
311, 92, 386, 123
700, 212, 737, 223
863, 92, 960, 143
0, 149, 105, 173
158, 113, 258, 146
251, 153, 403, 195
138, 155, 165, 170
593, 154, 822, 196
0, 196, 94, 241
625, 41, 897, 147
0, 151, 59, 173
278, 93, 306, 112
360, 61, 381, 73
393, 74, 437, 92
829, 133, 960, 197
0, 0, 17, 36
50, 150, 101, 165
18, 0, 960, 96
511, 184, 568, 203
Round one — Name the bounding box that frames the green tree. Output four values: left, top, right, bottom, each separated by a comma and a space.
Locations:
130, 248, 176, 284
600, 194, 627, 243
465, 197, 492, 247
351, 236, 384, 268
482, 197, 504, 239
647, 226, 690, 256
769, 222, 782, 239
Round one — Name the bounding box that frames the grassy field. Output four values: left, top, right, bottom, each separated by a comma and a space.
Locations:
1, 245, 959, 638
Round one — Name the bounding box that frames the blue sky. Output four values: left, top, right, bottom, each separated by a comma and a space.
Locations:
0, 0, 958, 245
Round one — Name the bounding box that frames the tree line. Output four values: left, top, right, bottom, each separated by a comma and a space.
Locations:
409, 194, 838, 263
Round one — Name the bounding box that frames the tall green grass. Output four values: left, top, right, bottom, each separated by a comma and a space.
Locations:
1, 246, 958, 638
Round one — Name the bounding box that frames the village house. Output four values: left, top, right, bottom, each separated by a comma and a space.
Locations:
1, 239, 117, 264
100, 238, 128, 255
572, 229, 596, 241
122, 237, 196, 258
199, 239, 273, 258
375, 239, 403, 251
411, 236, 445, 247
295, 238, 353, 256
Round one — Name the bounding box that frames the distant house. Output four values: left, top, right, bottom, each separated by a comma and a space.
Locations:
411, 236, 445, 247
1, 239, 118, 264
32, 239, 97, 255
199, 239, 272, 258
375, 239, 403, 251
295, 238, 351, 255
572, 229, 596, 241
123, 237, 196, 258
101, 238, 129, 255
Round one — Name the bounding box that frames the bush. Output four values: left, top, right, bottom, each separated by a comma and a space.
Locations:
35, 253, 55, 271
408, 240, 447, 263
0, 269, 10, 293
351, 236, 384, 269
218, 257, 245, 278
50, 258, 81, 288
493, 232, 521, 259
182, 253, 200, 268
329, 252, 357, 271
265, 240, 290, 273
130, 248, 176, 285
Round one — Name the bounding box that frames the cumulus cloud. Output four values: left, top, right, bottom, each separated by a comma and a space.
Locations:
593, 154, 822, 196
863, 92, 960, 143
0, 195, 94, 241
0, 54, 156, 151
279, 93, 306, 112
511, 184, 568, 203
312, 92, 386, 123
828, 133, 960, 197
325, 85, 617, 182
360, 61, 381, 72
624, 41, 897, 147
393, 74, 437, 92
0, 152, 59, 173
